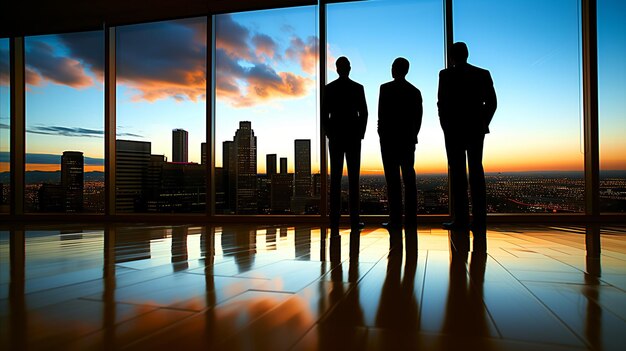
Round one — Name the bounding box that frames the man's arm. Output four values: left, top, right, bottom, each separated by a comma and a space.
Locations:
483, 71, 497, 133
437, 70, 449, 131
414, 90, 423, 142
377, 85, 385, 137
321, 85, 332, 139
358, 84, 368, 139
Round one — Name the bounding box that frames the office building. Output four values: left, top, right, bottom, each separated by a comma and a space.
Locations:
266, 154, 277, 176
172, 129, 188, 163
116, 140, 151, 212
61, 151, 84, 213
233, 121, 257, 214
294, 139, 311, 198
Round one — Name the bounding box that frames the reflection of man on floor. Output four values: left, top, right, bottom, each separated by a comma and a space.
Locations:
438, 42, 497, 239
323, 56, 368, 233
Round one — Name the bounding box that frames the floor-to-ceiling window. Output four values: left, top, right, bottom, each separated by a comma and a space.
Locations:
598, 0, 626, 213
0, 39, 9, 213
116, 18, 207, 213
24, 31, 105, 213
454, 0, 585, 213
214, 6, 319, 215
327, 0, 447, 216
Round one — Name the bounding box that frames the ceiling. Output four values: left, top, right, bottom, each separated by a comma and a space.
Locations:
0, 0, 318, 38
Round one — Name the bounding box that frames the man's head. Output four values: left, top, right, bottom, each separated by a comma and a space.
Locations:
336, 56, 351, 78
392, 57, 410, 80
451, 42, 469, 65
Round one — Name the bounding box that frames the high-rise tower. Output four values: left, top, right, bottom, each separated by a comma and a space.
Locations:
172, 129, 188, 163
294, 139, 311, 197
234, 121, 257, 214
61, 151, 84, 212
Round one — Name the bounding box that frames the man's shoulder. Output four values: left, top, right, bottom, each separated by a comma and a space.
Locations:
380, 81, 394, 90
468, 63, 491, 75
350, 79, 364, 90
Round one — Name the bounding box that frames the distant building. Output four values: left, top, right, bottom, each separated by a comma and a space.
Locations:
294, 139, 311, 197
215, 167, 225, 210
234, 121, 257, 214
271, 159, 293, 213
172, 129, 188, 163
271, 173, 293, 213
61, 151, 84, 213
266, 154, 277, 176
222, 140, 236, 213
201, 142, 207, 165
39, 183, 64, 212
159, 162, 206, 212
146, 155, 166, 212
116, 140, 151, 212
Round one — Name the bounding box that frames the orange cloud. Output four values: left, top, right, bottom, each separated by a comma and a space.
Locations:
286, 36, 318, 75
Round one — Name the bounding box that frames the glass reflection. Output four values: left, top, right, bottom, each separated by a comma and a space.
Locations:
440, 243, 490, 349
0, 38, 9, 213
3, 224, 625, 350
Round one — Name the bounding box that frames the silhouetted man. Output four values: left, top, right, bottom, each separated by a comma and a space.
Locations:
438, 42, 497, 235
378, 57, 423, 233
323, 56, 368, 232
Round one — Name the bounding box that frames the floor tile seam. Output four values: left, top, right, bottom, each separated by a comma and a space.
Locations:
487, 261, 590, 347
212, 290, 311, 351
22, 277, 106, 296
117, 308, 211, 351
499, 247, 521, 258
466, 253, 505, 339
497, 263, 595, 349
118, 285, 270, 350
363, 327, 589, 350
186, 258, 287, 277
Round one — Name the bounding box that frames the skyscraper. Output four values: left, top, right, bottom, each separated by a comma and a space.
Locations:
294, 139, 311, 197
234, 121, 257, 214
223, 140, 236, 213
271, 172, 293, 213
172, 129, 188, 163
201, 142, 207, 165
61, 151, 84, 212
266, 154, 277, 176
116, 140, 151, 212
280, 157, 288, 174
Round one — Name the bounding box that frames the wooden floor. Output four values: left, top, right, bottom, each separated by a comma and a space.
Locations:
1, 224, 625, 350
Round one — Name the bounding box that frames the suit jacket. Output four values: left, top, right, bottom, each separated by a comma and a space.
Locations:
323, 77, 368, 141
378, 79, 423, 148
437, 63, 497, 135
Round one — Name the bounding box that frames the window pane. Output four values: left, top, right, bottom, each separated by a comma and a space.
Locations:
454, 0, 584, 213
0, 39, 9, 213
214, 7, 318, 215
327, 0, 447, 215
116, 18, 207, 213
24, 32, 105, 213
599, 0, 626, 213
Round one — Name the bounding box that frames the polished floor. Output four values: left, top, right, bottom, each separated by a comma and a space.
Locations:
1, 224, 626, 350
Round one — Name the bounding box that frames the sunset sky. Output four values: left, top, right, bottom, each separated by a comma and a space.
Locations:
0, 0, 624, 175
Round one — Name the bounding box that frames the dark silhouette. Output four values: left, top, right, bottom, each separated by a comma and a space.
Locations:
323, 56, 368, 232
374, 242, 419, 348
378, 57, 423, 233
440, 231, 491, 350
438, 42, 497, 237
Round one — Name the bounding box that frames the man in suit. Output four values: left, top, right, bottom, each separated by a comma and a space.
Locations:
378, 58, 423, 236
438, 42, 497, 237
323, 56, 368, 233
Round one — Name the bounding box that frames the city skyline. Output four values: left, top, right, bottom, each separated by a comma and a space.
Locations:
0, 1, 624, 177
8, 119, 626, 214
